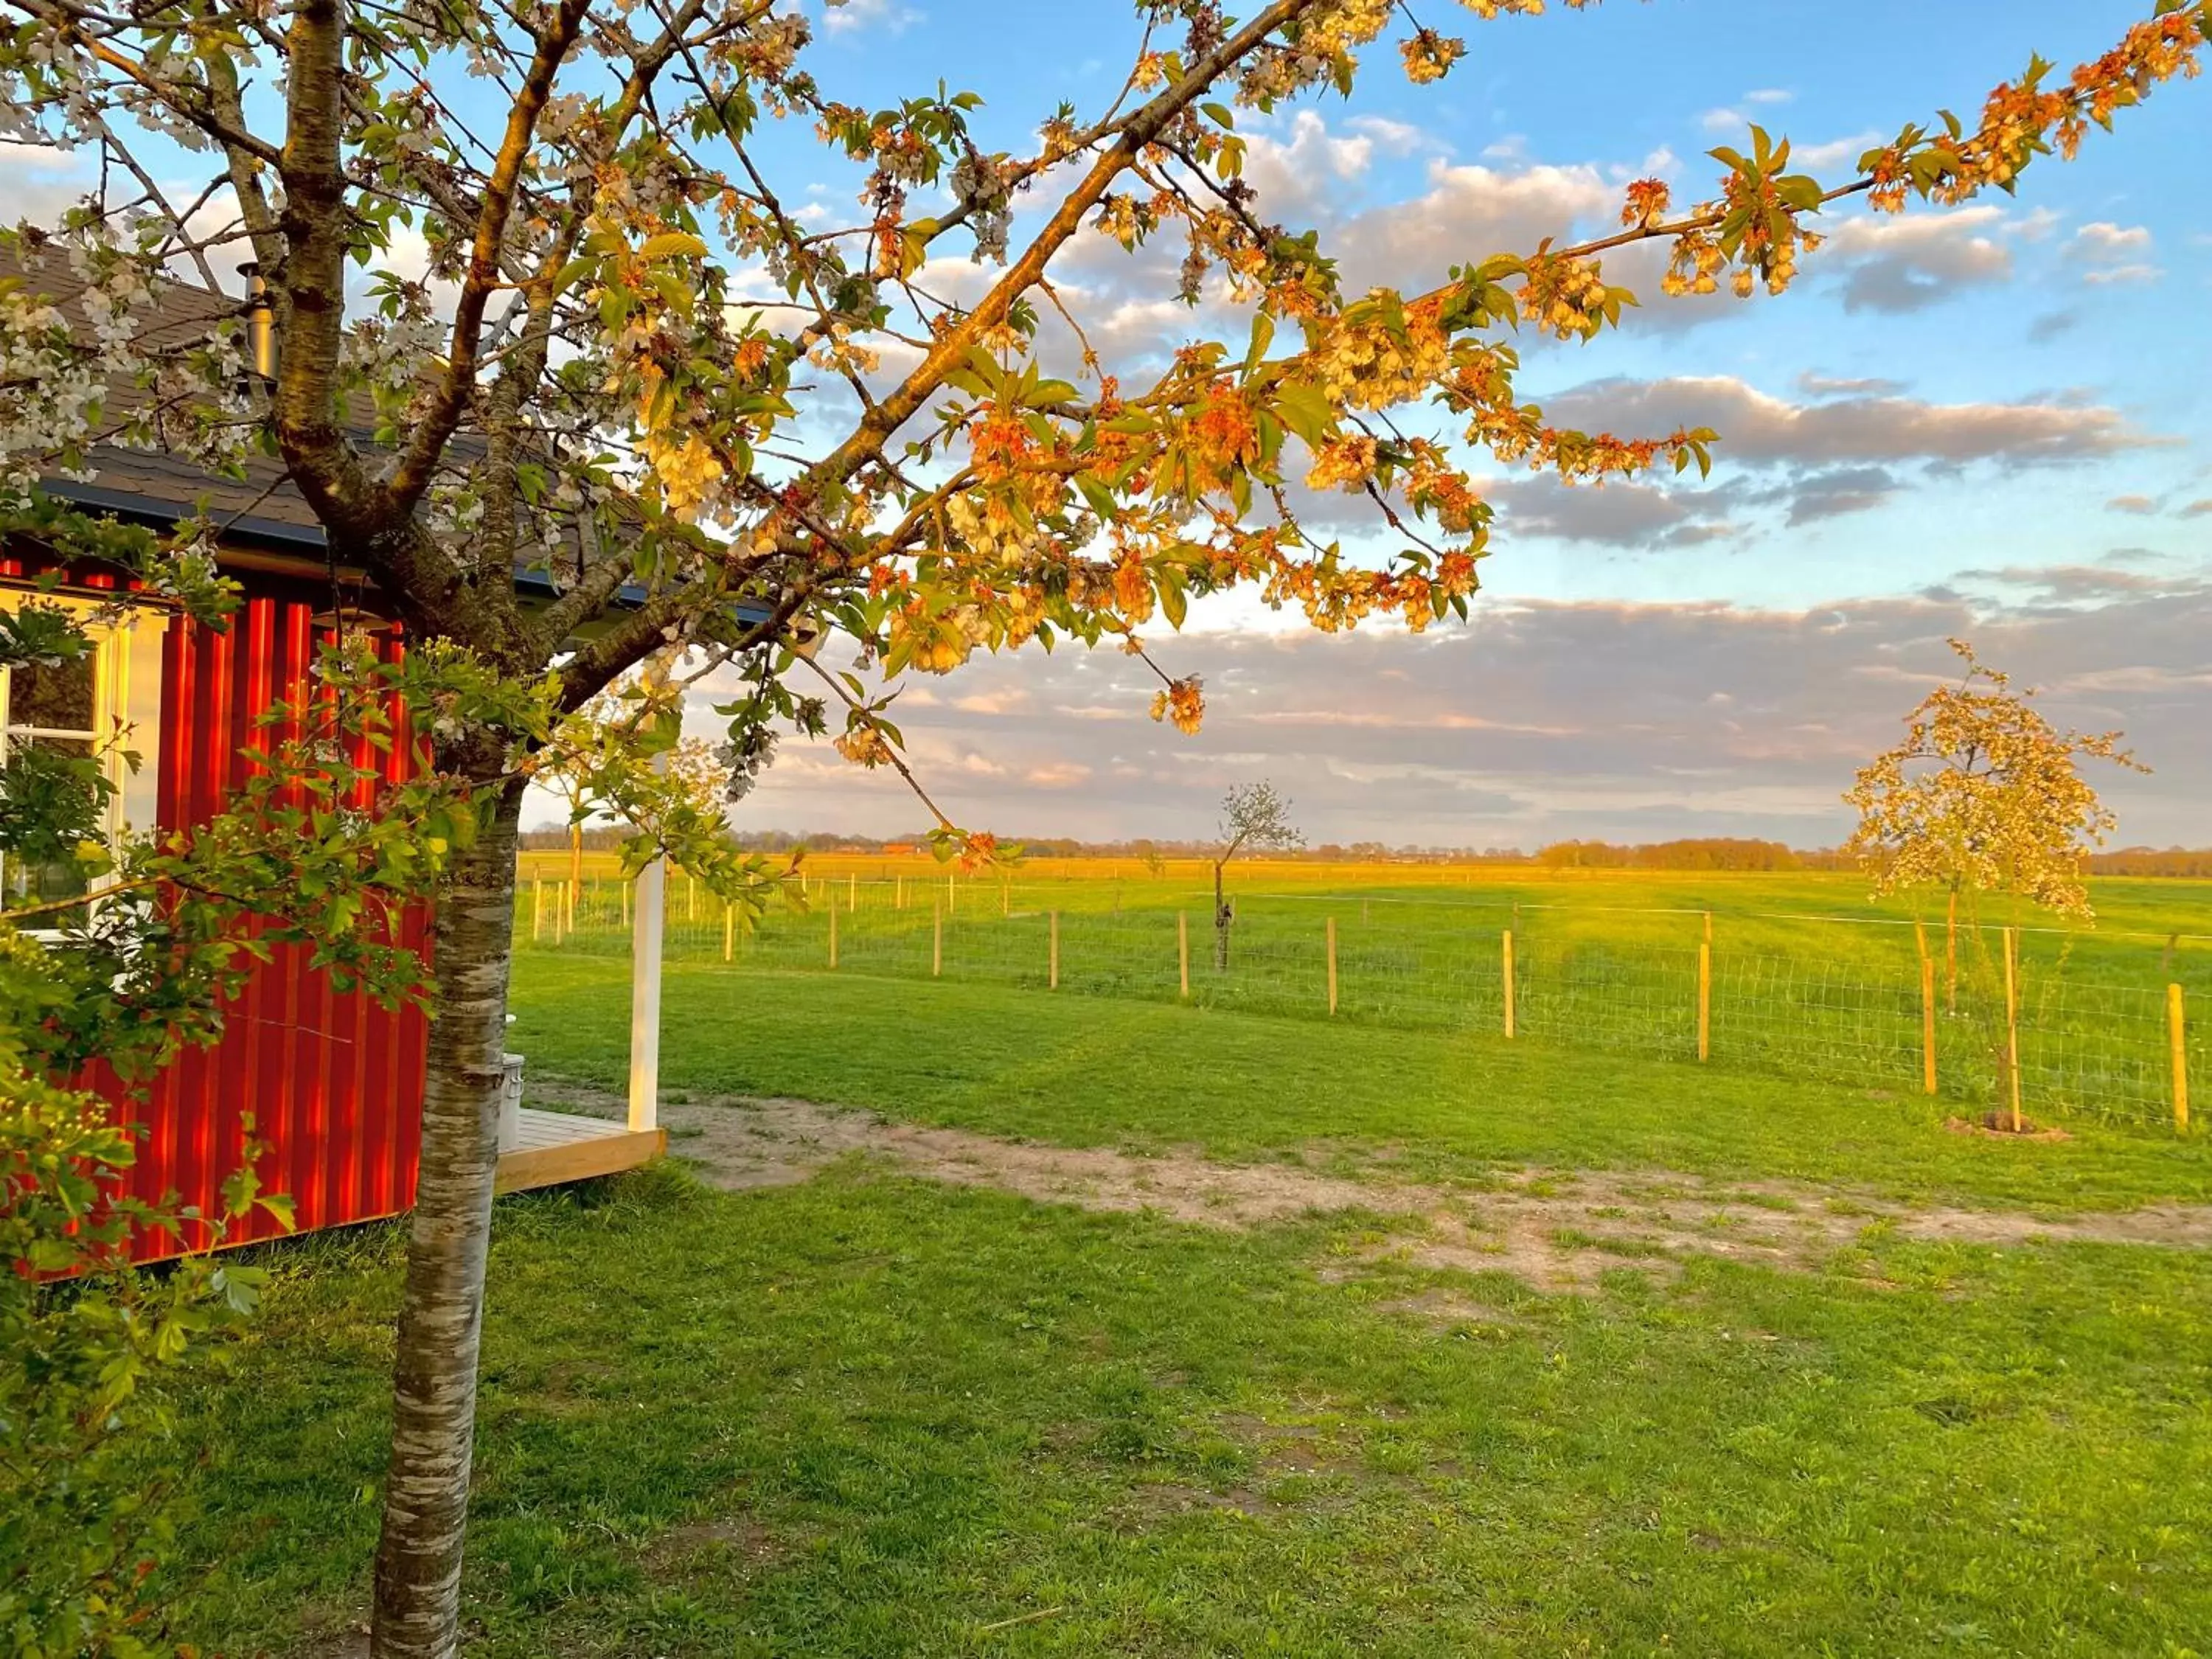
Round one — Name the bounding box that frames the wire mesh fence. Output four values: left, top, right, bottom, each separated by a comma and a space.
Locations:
517, 872, 2205, 1135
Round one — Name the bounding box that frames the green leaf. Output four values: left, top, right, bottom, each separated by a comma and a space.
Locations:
900, 225, 931, 279
1242, 311, 1275, 377
1158, 571, 1189, 630
1077, 474, 1119, 520
639, 230, 709, 262
1272, 380, 1334, 446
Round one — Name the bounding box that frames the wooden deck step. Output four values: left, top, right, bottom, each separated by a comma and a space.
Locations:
494, 1107, 664, 1194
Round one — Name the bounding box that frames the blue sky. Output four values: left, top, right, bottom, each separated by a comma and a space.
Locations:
776, 0, 2209, 609
702, 0, 2209, 848
7, 0, 2206, 848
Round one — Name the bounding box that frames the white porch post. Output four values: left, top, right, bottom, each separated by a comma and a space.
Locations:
627, 855, 664, 1132
626, 650, 674, 1134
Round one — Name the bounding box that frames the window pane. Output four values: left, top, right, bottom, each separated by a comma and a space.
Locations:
1, 850, 91, 911
15, 735, 94, 761
0, 734, 101, 915
7, 651, 97, 734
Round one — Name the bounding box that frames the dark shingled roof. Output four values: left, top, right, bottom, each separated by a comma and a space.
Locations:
3, 243, 339, 546
1, 244, 773, 621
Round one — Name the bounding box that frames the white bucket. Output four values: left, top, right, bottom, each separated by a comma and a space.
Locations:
498, 1052, 526, 1152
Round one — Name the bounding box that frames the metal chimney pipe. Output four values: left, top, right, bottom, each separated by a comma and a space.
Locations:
238, 262, 276, 379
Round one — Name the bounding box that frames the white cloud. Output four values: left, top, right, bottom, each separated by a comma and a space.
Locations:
2066, 221, 2161, 286
823, 0, 922, 35
658, 577, 2212, 847
954, 687, 1032, 714
0, 142, 94, 230
1791, 131, 1882, 171
1798, 372, 1908, 397
1542, 374, 2158, 470
1343, 114, 1436, 156
2068, 221, 2154, 260
1818, 206, 2012, 313
1238, 111, 1381, 223
1024, 762, 1093, 788
1486, 474, 1737, 548
1335, 158, 1614, 293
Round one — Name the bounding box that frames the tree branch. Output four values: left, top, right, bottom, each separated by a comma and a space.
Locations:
798, 0, 1318, 499
385, 0, 593, 512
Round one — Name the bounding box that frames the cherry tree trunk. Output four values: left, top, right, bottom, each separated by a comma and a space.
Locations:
372, 773, 525, 1659
1213, 860, 1231, 971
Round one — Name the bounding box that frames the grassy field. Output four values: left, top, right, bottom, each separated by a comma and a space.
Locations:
508, 953, 2212, 1211
146, 958, 2212, 1655
518, 858, 2211, 1131
517, 850, 2212, 948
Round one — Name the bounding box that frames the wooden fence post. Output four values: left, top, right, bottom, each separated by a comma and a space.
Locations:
1697, 939, 1711, 1062
897, 875, 905, 911
723, 907, 734, 963
621, 880, 630, 931
1326, 917, 1339, 1016
1001, 881, 1009, 917
1502, 929, 1516, 1040
2003, 925, 2023, 1133
1049, 910, 1060, 990
1920, 956, 1938, 1096
1178, 911, 1190, 998
532, 878, 543, 942
1945, 887, 1959, 1012
849, 871, 858, 911
933, 901, 943, 978
829, 904, 839, 971
2173, 983, 2191, 1134
947, 874, 956, 914
686, 873, 696, 923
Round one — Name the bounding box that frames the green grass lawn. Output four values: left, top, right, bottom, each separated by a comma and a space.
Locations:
148, 965, 2212, 1656
509, 955, 2211, 1213
535, 872, 2211, 1131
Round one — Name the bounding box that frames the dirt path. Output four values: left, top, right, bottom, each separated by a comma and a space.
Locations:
526, 1079, 2212, 1293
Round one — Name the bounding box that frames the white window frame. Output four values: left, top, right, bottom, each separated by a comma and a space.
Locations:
0, 588, 168, 931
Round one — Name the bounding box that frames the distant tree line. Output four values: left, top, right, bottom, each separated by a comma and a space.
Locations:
518, 825, 2212, 877
2085, 847, 2212, 877
1531, 838, 1806, 872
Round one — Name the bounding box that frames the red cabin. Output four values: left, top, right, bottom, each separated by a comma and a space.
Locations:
3, 254, 665, 1260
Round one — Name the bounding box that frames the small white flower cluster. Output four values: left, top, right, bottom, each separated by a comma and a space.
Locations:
728, 11, 810, 86
424, 483, 487, 537
342, 283, 443, 417
944, 491, 1014, 557
806, 321, 880, 377
949, 150, 1011, 265
0, 237, 161, 502
1312, 294, 1450, 412
1234, 0, 1393, 107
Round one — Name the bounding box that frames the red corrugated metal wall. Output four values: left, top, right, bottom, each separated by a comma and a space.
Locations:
116, 596, 432, 1259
